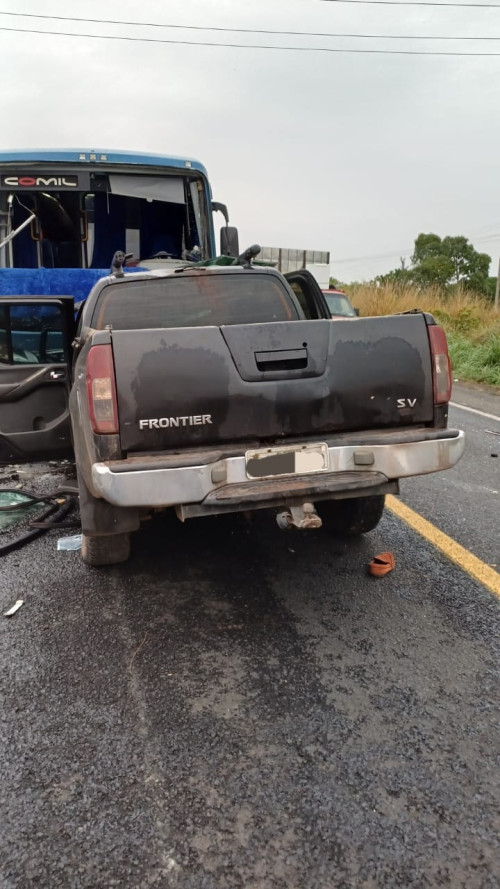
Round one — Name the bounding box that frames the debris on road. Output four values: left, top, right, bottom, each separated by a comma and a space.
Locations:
128, 634, 148, 672
0, 471, 19, 484
0, 491, 41, 532
4, 599, 24, 617
368, 551, 395, 577
57, 535, 83, 552
1, 488, 78, 558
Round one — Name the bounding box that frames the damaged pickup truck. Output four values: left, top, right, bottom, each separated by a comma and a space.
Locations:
0, 258, 464, 565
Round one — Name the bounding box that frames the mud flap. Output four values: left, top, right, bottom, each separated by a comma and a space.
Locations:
77, 471, 140, 537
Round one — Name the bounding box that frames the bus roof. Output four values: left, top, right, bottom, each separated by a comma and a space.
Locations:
0, 149, 208, 176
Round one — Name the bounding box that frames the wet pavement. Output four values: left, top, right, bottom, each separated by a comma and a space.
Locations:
0, 396, 499, 888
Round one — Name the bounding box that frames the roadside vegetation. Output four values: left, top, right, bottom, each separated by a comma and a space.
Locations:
345, 283, 500, 387
330, 231, 500, 387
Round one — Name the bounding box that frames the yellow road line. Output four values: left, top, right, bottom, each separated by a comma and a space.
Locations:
386, 494, 500, 599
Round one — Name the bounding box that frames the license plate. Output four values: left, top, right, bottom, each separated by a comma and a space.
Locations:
245, 443, 329, 480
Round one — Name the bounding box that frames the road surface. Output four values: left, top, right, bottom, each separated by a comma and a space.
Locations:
0, 383, 499, 888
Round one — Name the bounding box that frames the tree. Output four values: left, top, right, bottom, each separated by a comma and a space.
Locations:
328, 276, 346, 290
375, 267, 412, 287
485, 276, 498, 301
375, 256, 412, 287
411, 233, 490, 292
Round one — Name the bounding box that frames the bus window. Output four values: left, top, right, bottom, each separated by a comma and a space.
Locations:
1, 175, 208, 271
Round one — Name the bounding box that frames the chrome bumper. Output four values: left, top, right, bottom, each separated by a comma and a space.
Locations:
91, 430, 465, 508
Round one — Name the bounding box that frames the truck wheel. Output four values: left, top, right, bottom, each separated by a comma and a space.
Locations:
318, 495, 385, 536
81, 532, 131, 566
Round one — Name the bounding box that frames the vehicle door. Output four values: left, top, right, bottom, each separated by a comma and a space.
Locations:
0, 297, 75, 463
284, 269, 331, 319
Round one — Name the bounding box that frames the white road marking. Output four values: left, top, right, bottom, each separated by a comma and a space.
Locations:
449, 401, 500, 423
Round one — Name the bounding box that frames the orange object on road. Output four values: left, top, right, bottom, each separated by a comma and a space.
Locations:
368, 552, 395, 577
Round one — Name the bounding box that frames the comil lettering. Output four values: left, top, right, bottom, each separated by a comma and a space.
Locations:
2, 176, 78, 187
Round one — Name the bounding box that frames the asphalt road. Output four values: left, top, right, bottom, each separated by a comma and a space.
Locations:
0, 385, 499, 889
401, 384, 500, 567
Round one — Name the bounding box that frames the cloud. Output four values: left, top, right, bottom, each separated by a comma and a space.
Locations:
1, 0, 499, 279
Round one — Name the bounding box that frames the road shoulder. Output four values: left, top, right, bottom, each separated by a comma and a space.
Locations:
451, 381, 500, 416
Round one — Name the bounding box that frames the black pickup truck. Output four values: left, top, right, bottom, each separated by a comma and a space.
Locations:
0, 264, 464, 564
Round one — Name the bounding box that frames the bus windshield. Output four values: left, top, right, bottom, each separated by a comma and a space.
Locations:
0, 155, 212, 272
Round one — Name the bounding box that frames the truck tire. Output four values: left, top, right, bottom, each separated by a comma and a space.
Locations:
81, 532, 131, 567
318, 495, 385, 536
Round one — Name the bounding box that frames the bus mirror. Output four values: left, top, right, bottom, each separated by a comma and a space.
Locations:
221, 226, 239, 258
212, 201, 238, 256
212, 201, 229, 225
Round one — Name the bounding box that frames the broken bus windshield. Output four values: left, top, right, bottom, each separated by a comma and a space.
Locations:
0, 171, 209, 271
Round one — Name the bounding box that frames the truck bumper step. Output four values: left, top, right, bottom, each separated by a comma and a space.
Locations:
90, 429, 465, 509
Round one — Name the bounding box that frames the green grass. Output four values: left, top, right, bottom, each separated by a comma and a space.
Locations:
447, 333, 500, 387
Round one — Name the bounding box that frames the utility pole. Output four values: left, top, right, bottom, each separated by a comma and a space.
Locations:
495, 256, 500, 311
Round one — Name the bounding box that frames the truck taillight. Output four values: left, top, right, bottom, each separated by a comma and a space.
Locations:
428, 325, 452, 404
86, 344, 119, 434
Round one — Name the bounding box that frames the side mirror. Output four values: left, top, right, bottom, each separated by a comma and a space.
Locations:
221, 226, 239, 258
212, 201, 239, 257
212, 201, 229, 225
354, 307, 360, 316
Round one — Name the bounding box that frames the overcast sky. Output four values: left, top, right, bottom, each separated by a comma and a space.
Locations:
1, 0, 499, 281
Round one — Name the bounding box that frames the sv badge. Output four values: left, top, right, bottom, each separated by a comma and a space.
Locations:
397, 398, 417, 409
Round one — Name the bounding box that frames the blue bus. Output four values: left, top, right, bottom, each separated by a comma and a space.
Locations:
0, 149, 238, 303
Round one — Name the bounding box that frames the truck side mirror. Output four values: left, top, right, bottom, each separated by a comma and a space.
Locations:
354, 307, 360, 316
220, 226, 239, 258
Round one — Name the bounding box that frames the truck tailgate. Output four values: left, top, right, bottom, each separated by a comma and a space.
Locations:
111, 314, 434, 453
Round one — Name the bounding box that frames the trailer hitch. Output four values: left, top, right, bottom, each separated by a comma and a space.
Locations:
276, 502, 322, 531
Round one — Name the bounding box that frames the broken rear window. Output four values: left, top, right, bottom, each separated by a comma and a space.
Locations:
92, 273, 302, 330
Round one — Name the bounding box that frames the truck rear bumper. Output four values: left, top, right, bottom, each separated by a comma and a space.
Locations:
91, 428, 465, 509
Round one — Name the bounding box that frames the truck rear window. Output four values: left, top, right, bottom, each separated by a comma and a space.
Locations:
92, 273, 302, 330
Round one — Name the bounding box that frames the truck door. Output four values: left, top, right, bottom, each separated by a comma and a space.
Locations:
0, 297, 75, 463
284, 269, 330, 319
